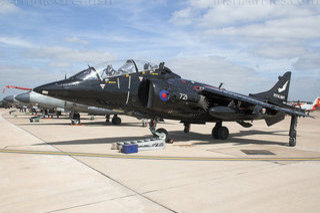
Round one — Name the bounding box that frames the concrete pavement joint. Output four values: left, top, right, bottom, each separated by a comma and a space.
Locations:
46, 194, 138, 213
1, 149, 320, 162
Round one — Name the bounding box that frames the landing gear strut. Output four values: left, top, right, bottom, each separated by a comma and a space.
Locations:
149, 119, 173, 143
105, 115, 110, 123
112, 115, 121, 125
184, 122, 190, 133
142, 119, 148, 127
212, 121, 229, 140
289, 115, 297, 147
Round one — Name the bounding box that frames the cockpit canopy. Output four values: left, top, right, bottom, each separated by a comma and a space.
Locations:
68, 59, 159, 82
99, 59, 158, 78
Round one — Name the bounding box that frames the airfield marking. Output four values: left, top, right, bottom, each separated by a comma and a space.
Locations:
1, 149, 320, 161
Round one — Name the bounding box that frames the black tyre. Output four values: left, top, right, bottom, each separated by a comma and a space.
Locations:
73, 113, 80, 120
156, 128, 168, 139
112, 116, 121, 125
218, 127, 229, 140
212, 128, 219, 139
184, 126, 190, 133
289, 137, 296, 147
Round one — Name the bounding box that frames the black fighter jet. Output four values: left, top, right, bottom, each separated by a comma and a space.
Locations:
34, 59, 308, 146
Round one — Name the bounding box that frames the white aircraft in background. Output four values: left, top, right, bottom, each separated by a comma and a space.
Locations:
294, 97, 320, 112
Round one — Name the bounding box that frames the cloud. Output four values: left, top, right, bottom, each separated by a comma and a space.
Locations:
0, 0, 19, 15
65, 36, 89, 45
293, 53, 320, 71
169, 0, 320, 61
253, 44, 306, 59
170, 8, 194, 25
205, 15, 320, 40
290, 76, 320, 101
172, 0, 317, 27
166, 55, 265, 93
0, 37, 32, 47
0, 63, 58, 100
23, 46, 117, 65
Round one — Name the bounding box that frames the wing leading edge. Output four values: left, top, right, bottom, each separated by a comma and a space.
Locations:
202, 86, 308, 117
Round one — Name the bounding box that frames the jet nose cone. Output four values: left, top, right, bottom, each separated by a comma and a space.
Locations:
34, 82, 61, 96
34, 80, 71, 100
16, 92, 30, 103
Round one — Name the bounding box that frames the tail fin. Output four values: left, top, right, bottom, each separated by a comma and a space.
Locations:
312, 97, 320, 110
250, 72, 291, 104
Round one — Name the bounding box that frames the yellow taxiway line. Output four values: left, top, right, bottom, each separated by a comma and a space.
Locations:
1, 149, 320, 161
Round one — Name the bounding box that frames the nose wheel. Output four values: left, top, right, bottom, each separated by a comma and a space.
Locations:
149, 119, 173, 143
212, 121, 229, 140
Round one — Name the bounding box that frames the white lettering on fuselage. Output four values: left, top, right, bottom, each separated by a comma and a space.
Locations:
273, 93, 285, 100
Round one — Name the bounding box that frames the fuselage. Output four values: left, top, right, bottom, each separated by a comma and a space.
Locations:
34, 60, 278, 123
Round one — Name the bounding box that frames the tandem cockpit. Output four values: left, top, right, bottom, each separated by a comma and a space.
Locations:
68, 59, 159, 82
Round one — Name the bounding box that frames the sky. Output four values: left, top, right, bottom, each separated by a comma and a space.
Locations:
0, 0, 319, 101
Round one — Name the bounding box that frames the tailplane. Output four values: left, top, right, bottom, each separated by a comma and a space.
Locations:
312, 97, 320, 110
250, 72, 291, 105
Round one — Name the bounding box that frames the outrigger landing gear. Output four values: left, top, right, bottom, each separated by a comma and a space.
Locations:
112, 114, 121, 125
212, 121, 229, 140
289, 115, 297, 147
105, 115, 110, 123
184, 122, 190, 133
149, 119, 173, 143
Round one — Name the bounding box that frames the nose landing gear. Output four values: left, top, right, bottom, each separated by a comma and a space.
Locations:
149, 119, 173, 143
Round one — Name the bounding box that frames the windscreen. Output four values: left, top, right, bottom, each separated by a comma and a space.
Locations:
70, 67, 99, 81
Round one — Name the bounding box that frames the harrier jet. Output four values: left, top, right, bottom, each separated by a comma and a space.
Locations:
34, 59, 308, 146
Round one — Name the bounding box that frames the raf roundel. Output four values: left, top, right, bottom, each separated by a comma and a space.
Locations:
160, 90, 169, 101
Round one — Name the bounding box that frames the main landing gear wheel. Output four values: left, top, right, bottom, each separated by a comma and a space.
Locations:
212, 122, 229, 140
71, 112, 80, 125
112, 115, 121, 125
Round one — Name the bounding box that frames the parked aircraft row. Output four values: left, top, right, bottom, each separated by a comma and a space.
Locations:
2, 88, 121, 125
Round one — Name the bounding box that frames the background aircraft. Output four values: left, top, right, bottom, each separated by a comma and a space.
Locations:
15, 90, 121, 125
294, 97, 320, 112
34, 59, 308, 147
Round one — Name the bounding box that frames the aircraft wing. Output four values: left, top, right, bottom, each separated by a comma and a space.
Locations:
202, 86, 308, 117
